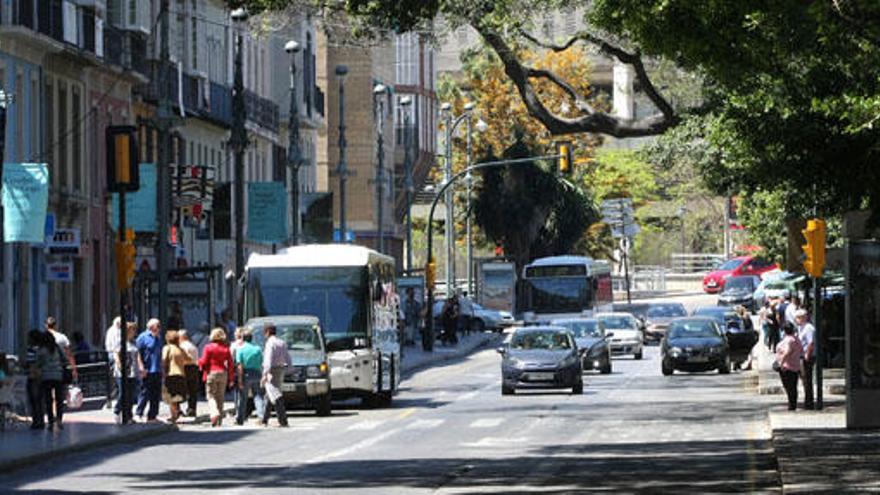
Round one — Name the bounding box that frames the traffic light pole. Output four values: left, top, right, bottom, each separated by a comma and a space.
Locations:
425, 154, 562, 351
814, 276, 823, 410
118, 191, 128, 421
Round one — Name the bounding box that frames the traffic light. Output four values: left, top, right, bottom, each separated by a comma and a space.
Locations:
116, 229, 137, 289
556, 141, 573, 176
106, 126, 140, 193
801, 218, 826, 277
425, 260, 436, 290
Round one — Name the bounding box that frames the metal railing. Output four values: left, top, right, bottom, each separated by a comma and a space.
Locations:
613, 265, 667, 294
669, 253, 726, 273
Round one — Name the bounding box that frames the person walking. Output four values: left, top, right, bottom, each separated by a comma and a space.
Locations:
162, 330, 189, 423
796, 309, 817, 410
261, 324, 290, 427
24, 330, 48, 430
112, 322, 141, 424
104, 316, 122, 410
40, 329, 67, 430
46, 317, 77, 384
775, 323, 804, 411
234, 329, 265, 425
178, 330, 201, 417
766, 299, 782, 352
199, 328, 233, 427
135, 319, 164, 423
404, 288, 422, 347
441, 297, 459, 346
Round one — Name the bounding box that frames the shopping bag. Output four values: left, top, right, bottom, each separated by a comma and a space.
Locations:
67, 384, 84, 410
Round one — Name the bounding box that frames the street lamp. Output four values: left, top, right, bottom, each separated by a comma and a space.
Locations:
400, 96, 414, 271
439, 102, 475, 296
335, 65, 349, 242
466, 116, 488, 297
285, 39, 303, 246
230, 6, 248, 323
373, 83, 387, 254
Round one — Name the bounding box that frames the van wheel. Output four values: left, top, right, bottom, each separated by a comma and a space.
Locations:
662, 360, 674, 376
314, 393, 332, 416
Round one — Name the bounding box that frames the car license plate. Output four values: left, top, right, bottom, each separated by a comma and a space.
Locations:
707, 281, 717, 287
281, 383, 298, 392
688, 356, 709, 363
527, 372, 555, 381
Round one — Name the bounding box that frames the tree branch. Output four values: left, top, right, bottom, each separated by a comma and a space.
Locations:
526, 67, 596, 113
476, 25, 678, 138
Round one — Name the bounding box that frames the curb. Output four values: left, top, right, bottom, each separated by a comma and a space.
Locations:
0, 422, 177, 474
401, 333, 498, 376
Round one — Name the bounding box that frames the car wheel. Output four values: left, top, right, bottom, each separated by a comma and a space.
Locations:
661, 359, 674, 376
718, 357, 731, 374
572, 379, 584, 395
472, 319, 486, 333
634, 349, 643, 360
501, 384, 515, 396
600, 361, 612, 374
314, 393, 332, 417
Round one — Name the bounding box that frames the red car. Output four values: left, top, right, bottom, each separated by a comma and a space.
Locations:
702, 256, 777, 294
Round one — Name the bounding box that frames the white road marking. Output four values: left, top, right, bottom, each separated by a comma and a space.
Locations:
469, 418, 504, 428
347, 420, 385, 431
405, 419, 445, 430
307, 429, 399, 464
458, 391, 479, 401
462, 436, 529, 448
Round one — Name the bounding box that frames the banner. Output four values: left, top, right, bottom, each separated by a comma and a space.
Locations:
2, 163, 49, 243
247, 182, 288, 244
112, 163, 157, 232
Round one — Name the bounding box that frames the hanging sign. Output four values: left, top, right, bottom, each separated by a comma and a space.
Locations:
2, 163, 49, 243
247, 182, 288, 244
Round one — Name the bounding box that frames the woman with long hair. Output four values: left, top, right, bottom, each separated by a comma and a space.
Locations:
775, 322, 804, 411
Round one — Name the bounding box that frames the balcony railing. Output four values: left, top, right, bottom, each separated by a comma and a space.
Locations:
206, 81, 233, 127
245, 89, 279, 132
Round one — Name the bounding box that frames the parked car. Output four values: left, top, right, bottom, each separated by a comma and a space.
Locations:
702, 256, 777, 294
498, 326, 584, 395
643, 302, 688, 343
717, 275, 761, 312
550, 318, 613, 374
246, 315, 332, 416
472, 303, 515, 332
661, 317, 731, 375
691, 306, 759, 368
597, 312, 644, 360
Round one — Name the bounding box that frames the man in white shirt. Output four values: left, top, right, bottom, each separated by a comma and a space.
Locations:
261, 324, 290, 427
104, 317, 122, 410
785, 296, 800, 326
796, 309, 816, 409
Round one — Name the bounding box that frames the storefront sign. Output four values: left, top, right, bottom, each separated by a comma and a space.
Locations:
112, 163, 157, 232
46, 261, 74, 282
45, 228, 81, 256
846, 240, 880, 428
2, 163, 49, 243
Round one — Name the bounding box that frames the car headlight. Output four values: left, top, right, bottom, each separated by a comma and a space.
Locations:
306, 362, 329, 378
507, 358, 526, 369
670, 346, 683, 356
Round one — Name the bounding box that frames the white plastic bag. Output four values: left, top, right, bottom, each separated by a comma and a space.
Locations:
67, 385, 84, 410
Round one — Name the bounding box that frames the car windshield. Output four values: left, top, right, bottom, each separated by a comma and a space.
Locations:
553, 321, 602, 338
251, 323, 322, 351
668, 321, 721, 339
599, 315, 636, 330
717, 259, 744, 271
724, 277, 755, 290
510, 331, 572, 350
613, 304, 649, 319
647, 304, 687, 318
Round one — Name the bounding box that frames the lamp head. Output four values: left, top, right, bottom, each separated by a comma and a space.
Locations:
475, 119, 489, 132
285, 40, 301, 53
400, 96, 412, 106
335, 65, 349, 77
440, 102, 452, 112
463, 102, 476, 111
373, 84, 387, 95
230, 8, 248, 21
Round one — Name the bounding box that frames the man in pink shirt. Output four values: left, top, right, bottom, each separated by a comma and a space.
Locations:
775, 323, 804, 410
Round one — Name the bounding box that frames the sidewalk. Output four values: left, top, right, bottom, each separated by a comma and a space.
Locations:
754, 340, 845, 396
0, 332, 496, 474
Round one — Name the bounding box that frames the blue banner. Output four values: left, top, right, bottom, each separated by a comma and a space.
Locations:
112, 163, 157, 232
2, 163, 49, 243
247, 182, 288, 244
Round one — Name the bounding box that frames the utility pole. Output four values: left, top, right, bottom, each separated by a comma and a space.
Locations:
465, 115, 473, 297
156, 0, 172, 326
373, 85, 386, 254
443, 108, 454, 295
230, 8, 248, 323
401, 96, 413, 271
335, 65, 349, 241
285, 40, 302, 246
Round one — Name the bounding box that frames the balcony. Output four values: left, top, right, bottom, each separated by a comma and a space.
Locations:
206, 82, 233, 127
245, 90, 279, 132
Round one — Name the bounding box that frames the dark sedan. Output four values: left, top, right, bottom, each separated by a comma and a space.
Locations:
499, 326, 584, 395
717, 275, 760, 312
692, 306, 759, 368
551, 318, 613, 374
661, 317, 731, 375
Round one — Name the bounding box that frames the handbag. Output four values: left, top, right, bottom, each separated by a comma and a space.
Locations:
772, 360, 781, 372
67, 384, 83, 410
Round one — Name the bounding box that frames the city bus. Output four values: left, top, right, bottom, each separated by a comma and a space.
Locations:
243, 244, 400, 407
521, 255, 613, 324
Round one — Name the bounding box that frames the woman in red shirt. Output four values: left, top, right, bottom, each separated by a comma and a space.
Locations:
198, 328, 233, 427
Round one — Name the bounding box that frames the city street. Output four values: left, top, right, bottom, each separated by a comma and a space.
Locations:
6, 323, 782, 493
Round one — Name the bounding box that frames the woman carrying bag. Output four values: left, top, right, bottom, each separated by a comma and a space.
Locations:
161, 330, 189, 423
775, 322, 804, 411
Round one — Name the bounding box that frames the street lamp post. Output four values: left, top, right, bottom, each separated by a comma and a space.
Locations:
373, 84, 387, 254
286, 40, 303, 246
230, 7, 248, 323
465, 117, 488, 297
335, 65, 349, 241
439, 103, 475, 296
400, 96, 414, 271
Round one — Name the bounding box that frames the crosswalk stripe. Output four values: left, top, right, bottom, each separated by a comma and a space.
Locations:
469, 418, 504, 428
405, 419, 445, 430
347, 420, 384, 431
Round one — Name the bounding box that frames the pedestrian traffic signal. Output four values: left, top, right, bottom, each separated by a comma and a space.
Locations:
801, 218, 826, 277
116, 230, 137, 289
425, 261, 436, 290
556, 141, 573, 176
106, 126, 140, 193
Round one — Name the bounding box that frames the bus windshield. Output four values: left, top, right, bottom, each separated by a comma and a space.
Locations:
245, 267, 369, 347
525, 277, 591, 314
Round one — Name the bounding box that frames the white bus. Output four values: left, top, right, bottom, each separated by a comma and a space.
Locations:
522, 255, 613, 324
244, 244, 400, 407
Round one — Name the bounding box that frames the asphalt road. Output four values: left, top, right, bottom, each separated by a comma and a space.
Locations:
6, 319, 781, 493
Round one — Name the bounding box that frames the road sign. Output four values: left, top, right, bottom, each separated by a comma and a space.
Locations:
46, 261, 74, 282
611, 224, 641, 238
601, 198, 633, 209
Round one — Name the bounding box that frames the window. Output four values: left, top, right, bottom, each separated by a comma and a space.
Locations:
15, 71, 23, 161
45, 77, 54, 186
30, 73, 39, 159
71, 85, 82, 192
58, 80, 68, 190
191, 17, 198, 72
